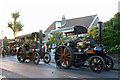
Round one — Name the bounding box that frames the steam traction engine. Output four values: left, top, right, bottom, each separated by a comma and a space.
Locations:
15, 30, 51, 64
51, 22, 114, 72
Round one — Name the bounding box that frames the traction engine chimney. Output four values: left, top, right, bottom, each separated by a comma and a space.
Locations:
39, 30, 43, 48
98, 22, 103, 44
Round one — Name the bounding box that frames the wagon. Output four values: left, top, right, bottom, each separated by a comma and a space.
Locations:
15, 30, 51, 64
50, 22, 114, 72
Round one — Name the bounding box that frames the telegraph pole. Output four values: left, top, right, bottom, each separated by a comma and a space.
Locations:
1, 30, 3, 52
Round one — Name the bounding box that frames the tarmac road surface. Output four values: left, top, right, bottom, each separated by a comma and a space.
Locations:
0, 56, 119, 79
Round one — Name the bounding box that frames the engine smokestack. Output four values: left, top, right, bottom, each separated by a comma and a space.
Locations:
98, 22, 103, 44
39, 30, 43, 48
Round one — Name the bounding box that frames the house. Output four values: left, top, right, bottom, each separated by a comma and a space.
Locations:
44, 14, 99, 42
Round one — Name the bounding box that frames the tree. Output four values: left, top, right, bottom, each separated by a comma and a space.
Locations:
8, 12, 24, 37
103, 12, 120, 30
47, 33, 70, 48
88, 25, 120, 54
112, 13, 120, 30
3, 37, 9, 51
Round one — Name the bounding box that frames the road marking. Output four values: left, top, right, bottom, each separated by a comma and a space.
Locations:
64, 75, 78, 78
67, 75, 88, 80
68, 76, 78, 78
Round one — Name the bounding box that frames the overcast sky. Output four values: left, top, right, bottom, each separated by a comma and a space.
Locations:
0, 0, 119, 39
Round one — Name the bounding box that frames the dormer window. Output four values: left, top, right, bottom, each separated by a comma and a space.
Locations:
56, 21, 61, 29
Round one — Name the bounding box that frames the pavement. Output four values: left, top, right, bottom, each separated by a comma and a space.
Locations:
0, 54, 5, 80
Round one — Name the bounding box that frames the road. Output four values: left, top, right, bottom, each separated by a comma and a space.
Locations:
0, 55, 119, 79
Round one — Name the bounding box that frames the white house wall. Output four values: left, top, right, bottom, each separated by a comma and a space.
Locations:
88, 15, 99, 30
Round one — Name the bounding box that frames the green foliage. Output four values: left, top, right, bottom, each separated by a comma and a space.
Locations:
88, 24, 120, 54
103, 12, 120, 30
12, 12, 20, 20
47, 33, 70, 47
103, 27, 120, 47
107, 45, 120, 54
88, 26, 98, 43
8, 12, 24, 37
3, 37, 9, 50
16, 21, 24, 31
88, 12, 120, 54
8, 22, 13, 31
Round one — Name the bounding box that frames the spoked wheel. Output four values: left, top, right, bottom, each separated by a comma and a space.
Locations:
33, 52, 40, 64
55, 45, 74, 69
104, 55, 114, 71
89, 56, 105, 72
17, 47, 26, 62
11, 50, 14, 56
7, 48, 10, 56
43, 52, 51, 64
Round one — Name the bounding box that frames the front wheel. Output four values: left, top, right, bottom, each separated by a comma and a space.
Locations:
43, 52, 51, 64
7, 48, 10, 56
89, 56, 105, 72
104, 55, 114, 71
33, 52, 40, 64
11, 50, 14, 56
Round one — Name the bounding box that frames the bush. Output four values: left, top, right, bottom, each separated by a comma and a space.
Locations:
3, 37, 9, 51
107, 45, 120, 54
103, 12, 120, 30
88, 25, 120, 54
103, 27, 120, 47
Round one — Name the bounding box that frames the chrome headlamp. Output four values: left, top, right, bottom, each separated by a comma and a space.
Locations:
67, 43, 69, 46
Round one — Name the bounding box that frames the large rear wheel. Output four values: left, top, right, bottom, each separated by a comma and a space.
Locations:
55, 45, 74, 69
89, 56, 105, 72
17, 47, 26, 62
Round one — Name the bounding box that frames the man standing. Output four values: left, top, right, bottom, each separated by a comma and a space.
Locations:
87, 34, 95, 47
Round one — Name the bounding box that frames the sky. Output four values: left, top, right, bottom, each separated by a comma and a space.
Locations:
0, 0, 119, 39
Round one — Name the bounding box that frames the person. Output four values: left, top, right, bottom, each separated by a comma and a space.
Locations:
0, 47, 1, 57
43, 45, 46, 52
87, 34, 95, 47
7, 46, 10, 56
2, 50, 5, 57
